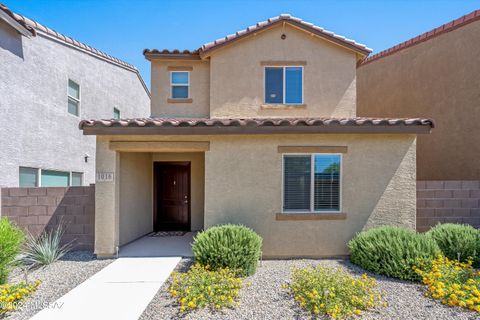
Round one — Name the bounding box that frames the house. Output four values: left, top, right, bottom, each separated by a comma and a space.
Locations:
357, 10, 480, 231
80, 15, 433, 258
0, 3, 150, 188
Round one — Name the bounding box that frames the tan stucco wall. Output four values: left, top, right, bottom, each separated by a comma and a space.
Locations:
93, 134, 416, 257
119, 152, 153, 245
152, 152, 205, 231
150, 60, 210, 117
357, 21, 480, 180
204, 134, 416, 257
209, 24, 357, 118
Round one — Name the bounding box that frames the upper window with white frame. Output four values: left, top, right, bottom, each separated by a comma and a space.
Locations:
170, 71, 189, 99
68, 79, 80, 116
283, 154, 341, 212
265, 66, 303, 104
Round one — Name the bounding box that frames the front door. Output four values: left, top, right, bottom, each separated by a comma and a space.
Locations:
154, 162, 190, 231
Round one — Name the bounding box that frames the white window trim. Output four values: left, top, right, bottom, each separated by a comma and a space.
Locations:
264, 66, 304, 105
67, 79, 81, 117
170, 71, 190, 99
281, 153, 342, 214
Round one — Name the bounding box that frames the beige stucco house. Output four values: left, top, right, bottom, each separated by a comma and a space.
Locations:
80, 15, 433, 258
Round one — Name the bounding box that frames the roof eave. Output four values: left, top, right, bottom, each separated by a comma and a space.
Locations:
0, 9, 35, 37
81, 125, 432, 136
199, 19, 372, 59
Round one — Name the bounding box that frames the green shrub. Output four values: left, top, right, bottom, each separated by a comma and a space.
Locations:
348, 226, 440, 281
192, 224, 262, 276
0, 218, 25, 284
426, 223, 480, 266
284, 265, 384, 319
169, 264, 242, 312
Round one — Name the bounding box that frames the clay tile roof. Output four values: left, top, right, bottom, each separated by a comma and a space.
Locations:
79, 117, 434, 135
0, 2, 36, 36
144, 14, 372, 59
0, 2, 150, 96
361, 9, 480, 66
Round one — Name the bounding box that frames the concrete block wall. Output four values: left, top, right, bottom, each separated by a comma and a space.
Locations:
417, 181, 480, 232
0, 186, 95, 250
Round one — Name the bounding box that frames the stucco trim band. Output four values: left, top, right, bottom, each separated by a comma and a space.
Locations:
167, 66, 194, 71
276, 213, 347, 220
278, 146, 348, 153
260, 61, 307, 66
167, 98, 193, 104
109, 141, 210, 152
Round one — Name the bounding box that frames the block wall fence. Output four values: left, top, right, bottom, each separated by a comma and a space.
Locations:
417, 181, 480, 232
0, 186, 94, 250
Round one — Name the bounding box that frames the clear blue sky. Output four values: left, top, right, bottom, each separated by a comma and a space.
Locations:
4, 0, 480, 89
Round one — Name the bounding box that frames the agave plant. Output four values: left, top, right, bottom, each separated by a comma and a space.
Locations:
22, 224, 72, 267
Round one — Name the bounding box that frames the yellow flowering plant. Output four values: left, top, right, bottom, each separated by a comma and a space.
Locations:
0, 280, 41, 314
168, 263, 242, 312
414, 255, 480, 312
284, 265, 385, 319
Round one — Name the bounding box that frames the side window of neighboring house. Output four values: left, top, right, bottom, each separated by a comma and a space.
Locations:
265, 66, 303, 104
113, 108, 121, 119
282, 154, 341, 212
19, 167, 39, 187
68, 79, 80, 116
170, 71, 189, 99
19, 167, 83, 187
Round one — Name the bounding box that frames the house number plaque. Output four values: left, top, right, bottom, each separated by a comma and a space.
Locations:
96, 172, 115, 182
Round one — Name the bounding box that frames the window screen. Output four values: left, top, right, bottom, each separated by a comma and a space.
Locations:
283, 155, 311, 211
19, 167, 38, 187
71, 172, 83, 186
265, 67, 283, 104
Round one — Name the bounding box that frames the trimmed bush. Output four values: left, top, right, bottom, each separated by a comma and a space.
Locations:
0, 218, 25, 284
348, 226, 440, 281
192, 224, 262, 276
426, 223, 480, 266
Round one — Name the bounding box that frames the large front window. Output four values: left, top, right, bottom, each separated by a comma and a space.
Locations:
283, 154, 341, 212
265, 66, 303, 104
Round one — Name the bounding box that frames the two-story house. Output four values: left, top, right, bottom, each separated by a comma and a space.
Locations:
0, 3, 150, 188
80, 15, 434, 258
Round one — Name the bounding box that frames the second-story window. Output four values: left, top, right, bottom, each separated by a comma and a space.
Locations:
68, 79, 80, 116
113, 107, 120, 119
171, 71, 189, 99
265, 66, 303, 104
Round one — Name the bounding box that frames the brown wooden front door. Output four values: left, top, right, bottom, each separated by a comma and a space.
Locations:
154, 162, 191, 231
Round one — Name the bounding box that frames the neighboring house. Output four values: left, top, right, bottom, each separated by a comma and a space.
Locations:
358, 9, 480, 181
0, 3, 150, 188
357, 10, 480, 231
80, 15, 433, 258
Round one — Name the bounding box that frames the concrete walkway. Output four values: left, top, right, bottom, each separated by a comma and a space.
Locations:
30, 257, 181, 320
120, 232, 195, 257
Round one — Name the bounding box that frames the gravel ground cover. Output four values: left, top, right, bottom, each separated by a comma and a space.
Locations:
140, 258, 478, 320
3, 251, 113, 320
